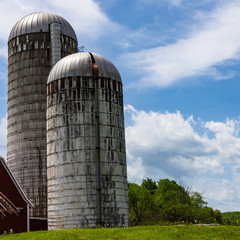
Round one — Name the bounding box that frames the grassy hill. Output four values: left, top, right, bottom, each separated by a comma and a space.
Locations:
0, 225, 240, 240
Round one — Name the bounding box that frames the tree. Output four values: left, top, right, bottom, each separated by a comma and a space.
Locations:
128, 182, 154, 225
214, 209, 222, 224
222, 212, 240, 225
141, 178, 157, 195
190, 191, 207, 208
128, 178, 221, 225
155, 179, 191, 208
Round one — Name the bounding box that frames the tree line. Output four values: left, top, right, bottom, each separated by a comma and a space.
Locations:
221, 212, 240, 225
128, 178, 222, 226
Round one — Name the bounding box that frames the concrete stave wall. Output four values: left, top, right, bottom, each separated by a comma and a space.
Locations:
47, 75, 129, 229
7, 32, 77, 220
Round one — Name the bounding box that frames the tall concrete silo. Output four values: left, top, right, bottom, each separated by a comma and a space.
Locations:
47, 52, 129, 229
7, 12, 78, 227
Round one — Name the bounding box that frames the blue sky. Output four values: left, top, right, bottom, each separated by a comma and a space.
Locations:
1, 0, 240, 212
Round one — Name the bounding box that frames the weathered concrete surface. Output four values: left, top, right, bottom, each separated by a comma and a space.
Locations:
7, 23, 78, 221
47, 54, 129, 229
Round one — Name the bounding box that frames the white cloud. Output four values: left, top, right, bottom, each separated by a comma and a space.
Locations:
123, 1, 240, 88
125, 105, 240, 211
45, 0, 120, 39
169, 0, 182, 6
126, 150, 146, 183
139, 0, 182, 7
194, 177, 240, 212
0, 115, 7, 160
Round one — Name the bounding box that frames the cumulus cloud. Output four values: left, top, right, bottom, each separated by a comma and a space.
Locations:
194, 178, 240, 212
44, 0, 120, 39
125, 105, 230, 178
125, 105, 240, 210
0, 115, 7, 160
123, 0, 240, 87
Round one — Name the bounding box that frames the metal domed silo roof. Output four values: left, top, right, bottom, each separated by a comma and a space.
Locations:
47, 52, 122, 83
8, 12, 77, 42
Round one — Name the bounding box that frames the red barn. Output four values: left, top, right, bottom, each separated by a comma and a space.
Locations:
0, 156, 33, 234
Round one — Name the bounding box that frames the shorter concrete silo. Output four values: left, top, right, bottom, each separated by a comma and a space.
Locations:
46, 52, 129, 229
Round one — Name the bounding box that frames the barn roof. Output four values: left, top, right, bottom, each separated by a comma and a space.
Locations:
0, 157, 34, 213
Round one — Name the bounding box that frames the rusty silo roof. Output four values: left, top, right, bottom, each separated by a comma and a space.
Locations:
8, 12, 77, 42
47, 52, 122, 83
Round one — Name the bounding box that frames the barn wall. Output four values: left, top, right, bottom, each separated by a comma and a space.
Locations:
30, 218, 48, 231
0, 163, 28, 234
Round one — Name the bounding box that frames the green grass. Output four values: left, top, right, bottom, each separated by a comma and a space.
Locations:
1, 225, 240, 240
